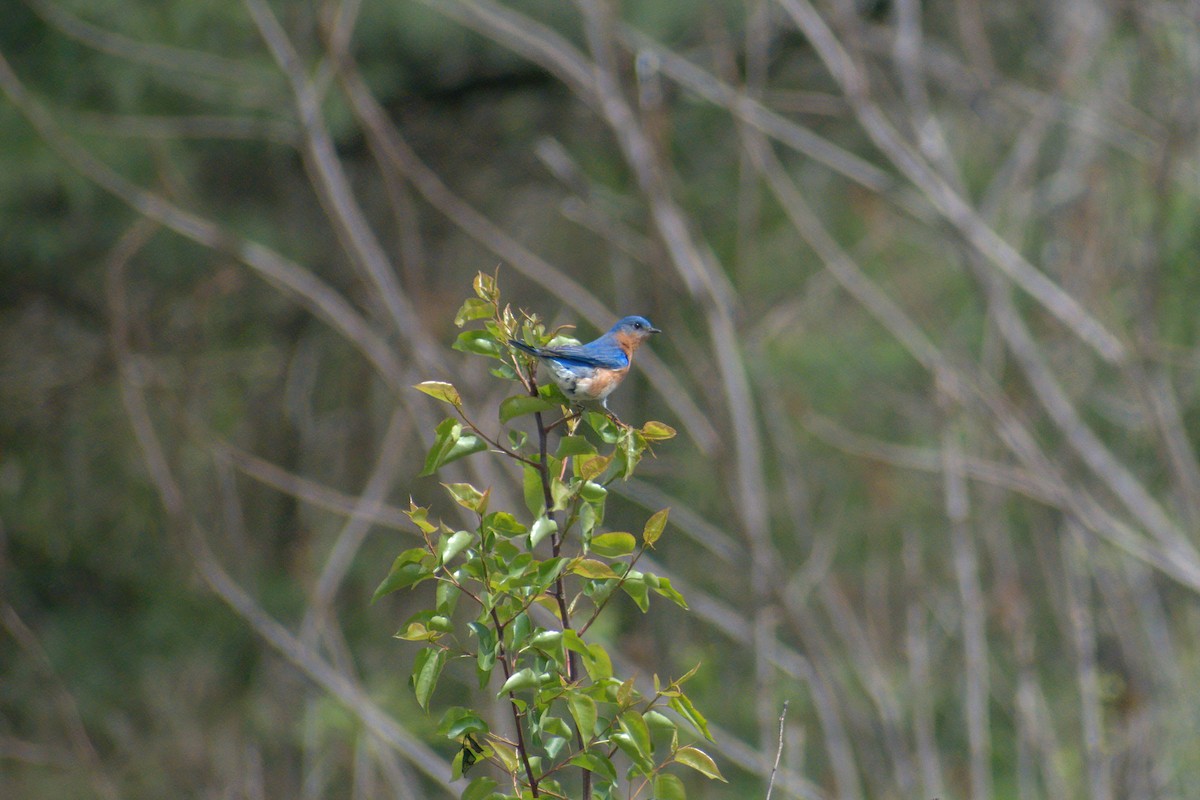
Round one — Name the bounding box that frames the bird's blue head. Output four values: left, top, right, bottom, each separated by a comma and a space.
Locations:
608, 316, 661, 353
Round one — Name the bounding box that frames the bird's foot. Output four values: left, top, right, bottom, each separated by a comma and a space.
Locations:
604, 410, 631, 429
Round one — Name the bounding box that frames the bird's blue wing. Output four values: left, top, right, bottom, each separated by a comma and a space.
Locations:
540, 342, 629, 370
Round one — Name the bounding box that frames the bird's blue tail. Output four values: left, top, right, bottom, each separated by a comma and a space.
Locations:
508, 339, 542, 357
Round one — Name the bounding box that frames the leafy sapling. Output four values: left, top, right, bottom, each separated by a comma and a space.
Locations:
375, 273, 723, 799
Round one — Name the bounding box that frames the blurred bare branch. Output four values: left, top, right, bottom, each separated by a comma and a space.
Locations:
1, 604, 121, 800
0, 49, 406, 389
105, 227, 458, 796
775, 0, 1127, 363
8, 0, 1200, 796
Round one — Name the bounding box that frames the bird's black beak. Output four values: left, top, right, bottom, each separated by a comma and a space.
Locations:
649, 326, 662, 335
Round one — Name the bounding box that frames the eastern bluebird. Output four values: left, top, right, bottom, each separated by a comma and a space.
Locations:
509, 316, 661, 410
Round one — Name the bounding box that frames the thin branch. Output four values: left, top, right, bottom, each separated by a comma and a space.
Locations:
774, 0, 1127, 364
73, 110, 298, 144
621, 25, 896, 195
818, 582, 918, 794
980, 266, 1198, 574
243, 0, 440, 368
902, 531, 946, 800
303, 405, 412, 630
0, 47, 405, 389
106, 234, 459, 796
23, 0, 273, 85
329, 41, 720, 454
942, 417, 992, 800
216, 440, 413, 530
1062, 524, 1113, 800
802, 411, 1058, 506
1, 604, 121, 800
490, 607, 542, 796
763, 700, 789, 800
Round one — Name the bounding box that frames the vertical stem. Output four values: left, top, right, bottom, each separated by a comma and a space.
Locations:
491, 608, 540, 796
1063, 524, 1112, 800
533, 407, 591, 799
942, 419, 992, 800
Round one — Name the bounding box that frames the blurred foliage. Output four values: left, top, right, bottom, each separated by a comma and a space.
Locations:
4, 0, 1200, 798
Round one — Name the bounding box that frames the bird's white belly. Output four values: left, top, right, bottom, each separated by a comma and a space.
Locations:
546, 363, 621, 403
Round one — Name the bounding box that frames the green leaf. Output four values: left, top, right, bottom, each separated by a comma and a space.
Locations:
462, 776, 499, 800
530, 628, 562, 650
561, 629, 588, 656
540, 714, 573, 739
669, 692, 712, 741
507, 428, 528, 450
454, 330, 505, 358
612, 731, 654, 776
646, 573, 688, 609
570, 558, 620, 580
578, 454, 612, 481
529, 557, 566, 593
484, 511, 527, 537
509, 612, 532, 651
579, 481, 607, 502
438, 707, 490, 739
499, 394, 558, 423
529, 515, 557, 549
590, 531, 636, 557
624, 710, 652, 762
640, 421, 677, 441
405, 503, 438, 534
435, 581, 460, 616
523, 465, 545, 516
653, 773, 686, 800
550, 477, 572, 510
563, 632, 613, 681
569, 751, 618, 782
620, 573, 650, 612
491, 363, 519, 381
585, 411, 621, 443
567, 693, 597, 743
555, 435, 596, 458
414, 381, 462, 406
642, 508, 669, 546
578, 502, 600, 539
616, 431, 643, 479
469, 620, 498, 683
455, 297, 494, 327
473, 271, 497, 301
539, 382, 570, 405
673, 745, 726, 781
440, 529, 475, 563
644, 710, 677, 737
394, 621, 437, 642
444, 482, 488, 513
498, 668, 541, 696
372, 548, 434, 602
395, 611, 453, 641
410, 648, 446, 709
490, 739, 519, 773
581, 642, 612, 680
544, 734, 568, 761
428, 431, 488, 475
419, 417, 488, 476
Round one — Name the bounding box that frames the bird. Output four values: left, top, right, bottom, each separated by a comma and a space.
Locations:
508, 316, 661, 412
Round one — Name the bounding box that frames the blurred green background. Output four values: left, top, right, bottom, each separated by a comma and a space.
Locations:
4, 0, 1200, 798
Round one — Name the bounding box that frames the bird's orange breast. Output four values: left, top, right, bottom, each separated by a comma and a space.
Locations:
577, 366, 629, 400
614, 331, 644, 356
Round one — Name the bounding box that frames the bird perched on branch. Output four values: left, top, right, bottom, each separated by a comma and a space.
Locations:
509, 316, 661, 411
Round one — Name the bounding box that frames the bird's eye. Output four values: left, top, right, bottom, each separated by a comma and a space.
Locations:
633, 321, 643, 329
